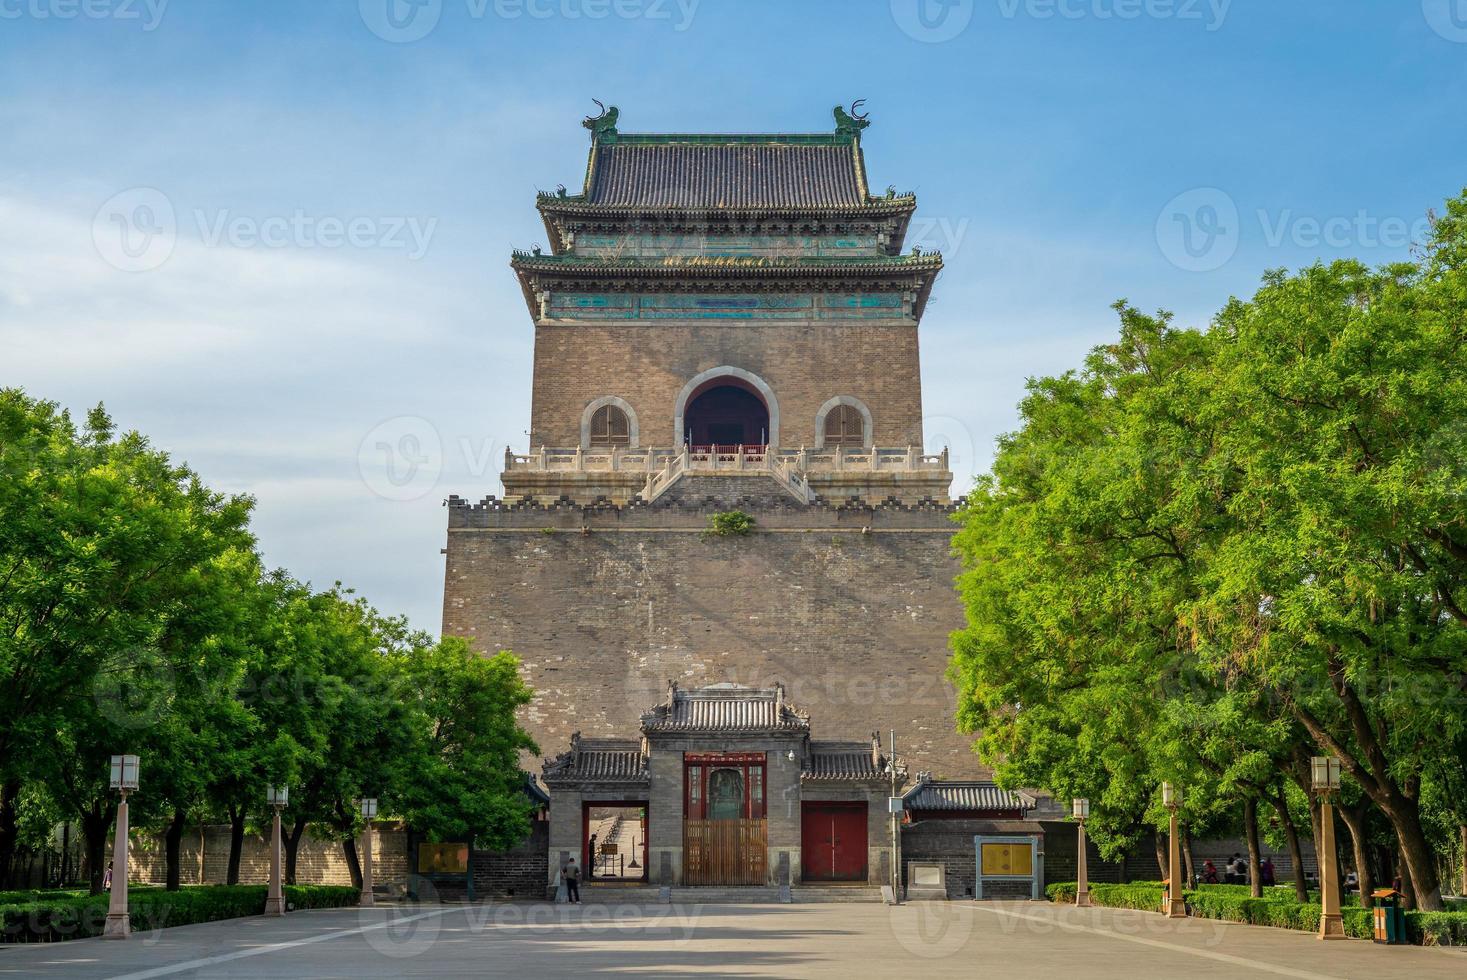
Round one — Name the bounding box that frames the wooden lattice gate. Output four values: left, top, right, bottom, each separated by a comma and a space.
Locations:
683, 819, 767, 885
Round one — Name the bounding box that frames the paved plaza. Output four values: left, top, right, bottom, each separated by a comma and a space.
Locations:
1, 901, 1461, 979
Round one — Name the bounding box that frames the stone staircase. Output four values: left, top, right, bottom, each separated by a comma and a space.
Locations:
790, 885, 885, 903
578, 884, 883, 905
655, 472, 808, 508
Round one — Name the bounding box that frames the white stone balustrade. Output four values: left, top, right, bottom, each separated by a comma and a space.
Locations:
503, 445, 950, 475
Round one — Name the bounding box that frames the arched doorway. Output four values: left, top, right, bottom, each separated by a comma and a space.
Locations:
683, 378, 770, 449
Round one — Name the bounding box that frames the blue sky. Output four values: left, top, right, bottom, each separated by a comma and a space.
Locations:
3, 0, 1464, 633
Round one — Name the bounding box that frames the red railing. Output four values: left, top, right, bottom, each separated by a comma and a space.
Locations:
688, 444, 768, 463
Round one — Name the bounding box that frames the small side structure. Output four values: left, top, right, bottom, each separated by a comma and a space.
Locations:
542, 682, 904, 893
899, 773, 1044, 900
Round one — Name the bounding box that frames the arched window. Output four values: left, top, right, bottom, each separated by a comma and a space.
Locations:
823, 404, 866, 447
589, 404, 631, 447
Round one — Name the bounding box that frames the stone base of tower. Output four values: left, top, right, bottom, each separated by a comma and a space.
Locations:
443, 481, 985, 779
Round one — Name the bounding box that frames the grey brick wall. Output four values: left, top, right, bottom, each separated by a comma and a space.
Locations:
472, 823, 549, 899
443, 501, 983, 782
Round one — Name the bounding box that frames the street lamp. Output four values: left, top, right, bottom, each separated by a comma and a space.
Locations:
1073, 799, 1092, 908
1311, 757, 1345, 940
103, 755, 140, 939
265, 785, 288, 916
1162, 782, 1186, 918
359, 798, 379, 907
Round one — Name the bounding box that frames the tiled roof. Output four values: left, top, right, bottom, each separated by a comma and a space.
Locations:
509, 253, 943, 274
802, 741, 888, 781
902, 780, 1034, 813
588, 141, 864, 210
542, 738, 648, 784
641, 683, 810, 734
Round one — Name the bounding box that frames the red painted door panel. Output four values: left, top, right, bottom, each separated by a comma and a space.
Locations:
800, 803, 868, 882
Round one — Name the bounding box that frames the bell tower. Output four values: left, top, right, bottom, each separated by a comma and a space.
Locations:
444, 107, 980, 779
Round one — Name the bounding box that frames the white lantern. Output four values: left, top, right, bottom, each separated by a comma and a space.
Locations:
1072, 798, 1090, 820
1310, 757, 1341, 793
267, 784, 289, 807
109, 755, 140, 791
1162, 782, 1180, 807
361, 798, 379, 819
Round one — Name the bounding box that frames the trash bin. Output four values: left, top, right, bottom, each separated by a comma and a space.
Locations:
1371, 888, 1406, 944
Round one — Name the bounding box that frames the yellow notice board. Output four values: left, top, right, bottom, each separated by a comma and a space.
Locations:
980, 842, 1032, 877
418, 843, 469, 874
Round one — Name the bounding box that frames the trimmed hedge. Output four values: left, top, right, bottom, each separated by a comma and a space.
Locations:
1044, 881, 1167, 911
1, 884, 359, 943
1046, 881, 1467, 946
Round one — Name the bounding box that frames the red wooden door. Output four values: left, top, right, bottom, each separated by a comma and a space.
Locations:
800, 803, 868, 882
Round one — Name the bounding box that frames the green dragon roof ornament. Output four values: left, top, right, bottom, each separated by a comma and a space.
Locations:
833, 100, 871, 137
583, 99, 619, 138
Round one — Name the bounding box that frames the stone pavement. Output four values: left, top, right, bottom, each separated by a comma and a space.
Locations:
0, 900, 1461, 979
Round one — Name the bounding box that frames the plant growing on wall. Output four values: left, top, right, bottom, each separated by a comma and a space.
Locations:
705, 511, 755, 538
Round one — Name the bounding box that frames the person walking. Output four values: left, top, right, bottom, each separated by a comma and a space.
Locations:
564, 857, 581, 904
1260, 857, 1276, 886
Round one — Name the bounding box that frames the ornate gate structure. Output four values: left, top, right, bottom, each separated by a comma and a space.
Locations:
683, 753, 768, 885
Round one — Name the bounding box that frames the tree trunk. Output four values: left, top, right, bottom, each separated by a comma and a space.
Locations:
164, 807, 187, 891
284, 814, 308, 885
1243, 797, 1263, 898
1181, 827, 1196, 888
1336, 800, 1374, 909
1270, 788, 1309, 902
1153, 831, 1168, 882
1287, 675, 1445, 908
1397, 840, 1417, 910
342, 835, 363, 890
1461, 824, 1466, 897
226, 803, 246, 886
0, 779, 21, 890
81, 800, 113, 896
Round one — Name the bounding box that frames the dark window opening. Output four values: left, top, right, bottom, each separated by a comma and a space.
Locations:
684, 382, 769, 449
590, 404, 631, 447
823, 404, 865, 447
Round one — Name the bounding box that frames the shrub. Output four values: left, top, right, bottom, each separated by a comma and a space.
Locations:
705, 511, 754, 537
1047, 879, 1467, 946
1, 883, 360, 944
1409, 910, 1467, 946
284, 885, 360, 910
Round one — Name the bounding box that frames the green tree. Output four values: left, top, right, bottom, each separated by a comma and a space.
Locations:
0, 391, 253, 888
951, 190, 1467, 911
390, 640, 538, 850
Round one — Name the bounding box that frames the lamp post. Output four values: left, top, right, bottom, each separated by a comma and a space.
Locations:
888, 730, 902, 904
103, 755, 139, 939
1311, 757, 1345, 940
1073, 798, 1092, 908
1162, 782, 1186, 918
265, 785, 288, 916
359, 798, 378, 907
